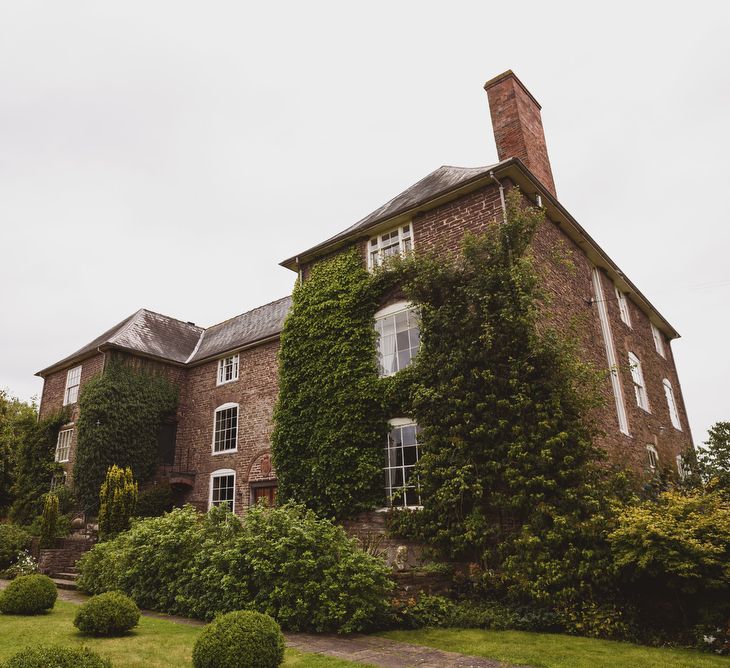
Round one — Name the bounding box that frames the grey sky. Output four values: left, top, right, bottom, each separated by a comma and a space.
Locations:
1, 2, 728, 445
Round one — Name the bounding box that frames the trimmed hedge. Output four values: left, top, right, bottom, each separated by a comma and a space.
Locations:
0, 574, 57, 615
74, 591, 140, 635
77, 503, 393, 632
0, 525, 31, 570
192, 611, 284, 668
2, 645, 111, 668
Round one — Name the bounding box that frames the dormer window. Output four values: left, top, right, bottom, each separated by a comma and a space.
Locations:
217, 354, 239, 385
368, 224, 413, 269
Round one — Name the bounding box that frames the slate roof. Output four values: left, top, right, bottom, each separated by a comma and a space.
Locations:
281, 162, 503, 267
188, 296, 292, 364
36, 298, 292, 376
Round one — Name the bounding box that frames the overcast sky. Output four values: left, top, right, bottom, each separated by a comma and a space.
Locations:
1, 2, 728, 445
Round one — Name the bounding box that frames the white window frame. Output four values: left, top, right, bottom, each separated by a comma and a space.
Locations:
385, 418, 422, 509
628, 352, 650, 412
63, 365, 82, 406
50, 470, 67, 492
374, 302, 420, 377
663, 379, 682, 431
367, 223, 414, 270
54, 428, 73, 463
646, 444, 658, 471
614, 284, 632, 327
212, 402, 239, 454
216, 354, 240, 386
676, 454, 687, 480
650, 323, 665, 358
209, 468, 236, 511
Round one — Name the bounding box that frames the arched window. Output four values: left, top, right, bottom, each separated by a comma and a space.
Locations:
374, 302, 420, 377
212, 403, 239, 454
209, 469, 236, 511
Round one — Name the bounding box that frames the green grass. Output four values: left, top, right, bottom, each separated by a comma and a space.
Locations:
379, 628, 730, 668
0, 601, 364, 668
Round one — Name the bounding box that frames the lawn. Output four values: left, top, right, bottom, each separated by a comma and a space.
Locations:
0, 601, 364, 668
379, 628, 730, 668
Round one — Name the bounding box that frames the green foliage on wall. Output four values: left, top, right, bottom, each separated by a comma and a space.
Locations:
0, 391, 40, 515
9, 410, 68, 524
272, 249, 387, 519
74, 362, 177, 513
98, 465, 138, 541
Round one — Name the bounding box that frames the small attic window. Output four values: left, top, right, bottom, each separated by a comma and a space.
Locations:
368, 224, 413, 270
217, 355, 239, 385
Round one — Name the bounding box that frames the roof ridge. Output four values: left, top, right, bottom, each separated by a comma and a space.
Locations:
136, 307, 204, 331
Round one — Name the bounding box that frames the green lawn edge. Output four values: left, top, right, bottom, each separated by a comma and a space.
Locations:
379, 628, 730, 668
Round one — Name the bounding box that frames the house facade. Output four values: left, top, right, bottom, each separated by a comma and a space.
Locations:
36, 71, 693, 516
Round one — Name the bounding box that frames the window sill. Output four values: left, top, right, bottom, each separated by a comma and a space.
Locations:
216, 378, 239, 387
212, 449, 238, 456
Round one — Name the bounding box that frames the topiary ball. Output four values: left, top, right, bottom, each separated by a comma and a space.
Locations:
192, 610, 285, 668
0, 574, 57, 615
73, 591, 140, 635
2, 645, 111, 668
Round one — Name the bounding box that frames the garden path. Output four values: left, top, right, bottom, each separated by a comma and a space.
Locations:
0, 579, 530, 668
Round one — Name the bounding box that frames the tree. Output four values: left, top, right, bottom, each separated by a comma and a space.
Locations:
98, 465, 138, 541
0, 390, 38, 514
699, 422, 730, 494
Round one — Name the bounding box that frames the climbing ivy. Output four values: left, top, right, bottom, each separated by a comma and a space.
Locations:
74, 361, 178, 513
272, 249, 387, 519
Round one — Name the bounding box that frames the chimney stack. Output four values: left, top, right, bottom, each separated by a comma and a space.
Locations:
484, 70, 556, 197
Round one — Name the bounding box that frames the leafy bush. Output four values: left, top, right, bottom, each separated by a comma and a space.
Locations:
0, 574, 57, 614
2, 645, 111, 668
74, 591, 140, 635
3, 550, 38, 579
609, 489, 730, 642
0, 524, 31, 569
192, 610, 285, 668
78, 503, 393, 632
98, 465, 137, 541
134, 483, 174, 517
39, 493, 59, 548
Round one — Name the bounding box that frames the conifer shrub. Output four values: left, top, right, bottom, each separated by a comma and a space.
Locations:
0, 524, 31, 570
0, 574, 57, 615
74, 591, 140, 635
192, 611, 285, 668
39, 493, 59, 548
2, 645, 111, 668
97, 465, 137, 541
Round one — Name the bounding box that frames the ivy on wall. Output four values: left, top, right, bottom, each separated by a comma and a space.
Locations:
9, 409, 68, 524
74, 361, 178, 513
272, 249, 387, 520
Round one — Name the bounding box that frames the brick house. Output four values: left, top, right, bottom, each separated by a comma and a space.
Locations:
36, 71, 693, 516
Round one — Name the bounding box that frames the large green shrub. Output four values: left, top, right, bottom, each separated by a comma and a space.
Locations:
0, 524, 31, 570
272, 249, 386, 519
74, 591, 140, 635
0, 574, 57, 614
134, 483, 174, 517
192, 610, 285, 668
98, 465, 137, 541
73, 361, 178, 513
2, 646, 111, 668
78, 504, 393, 632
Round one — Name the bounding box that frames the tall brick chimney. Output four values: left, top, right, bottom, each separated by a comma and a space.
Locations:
484, 70, 556, 196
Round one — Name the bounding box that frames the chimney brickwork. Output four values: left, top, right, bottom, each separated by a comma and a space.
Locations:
485, 70, 556, 196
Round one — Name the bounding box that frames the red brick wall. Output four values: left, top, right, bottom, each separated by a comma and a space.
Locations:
38, 353, 106, 482
175, 340, 280, 515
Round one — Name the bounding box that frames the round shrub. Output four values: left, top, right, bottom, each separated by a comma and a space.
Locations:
192, 611, 284, 668
74, 591, 140, 635
0, 574, 57, 615
0, 524, 31, 570
3, 645, 111, 668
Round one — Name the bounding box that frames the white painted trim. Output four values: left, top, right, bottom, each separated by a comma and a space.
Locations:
375, 301, 412, 319
663, 379, 682, 431
367, 223, 415, 270
628, 351, 651, 413
209, 468, 236, 511
211, 403, 239, 454
216, 354, 240, 386
592, 268, 630, 435
388, 417, 415, 427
